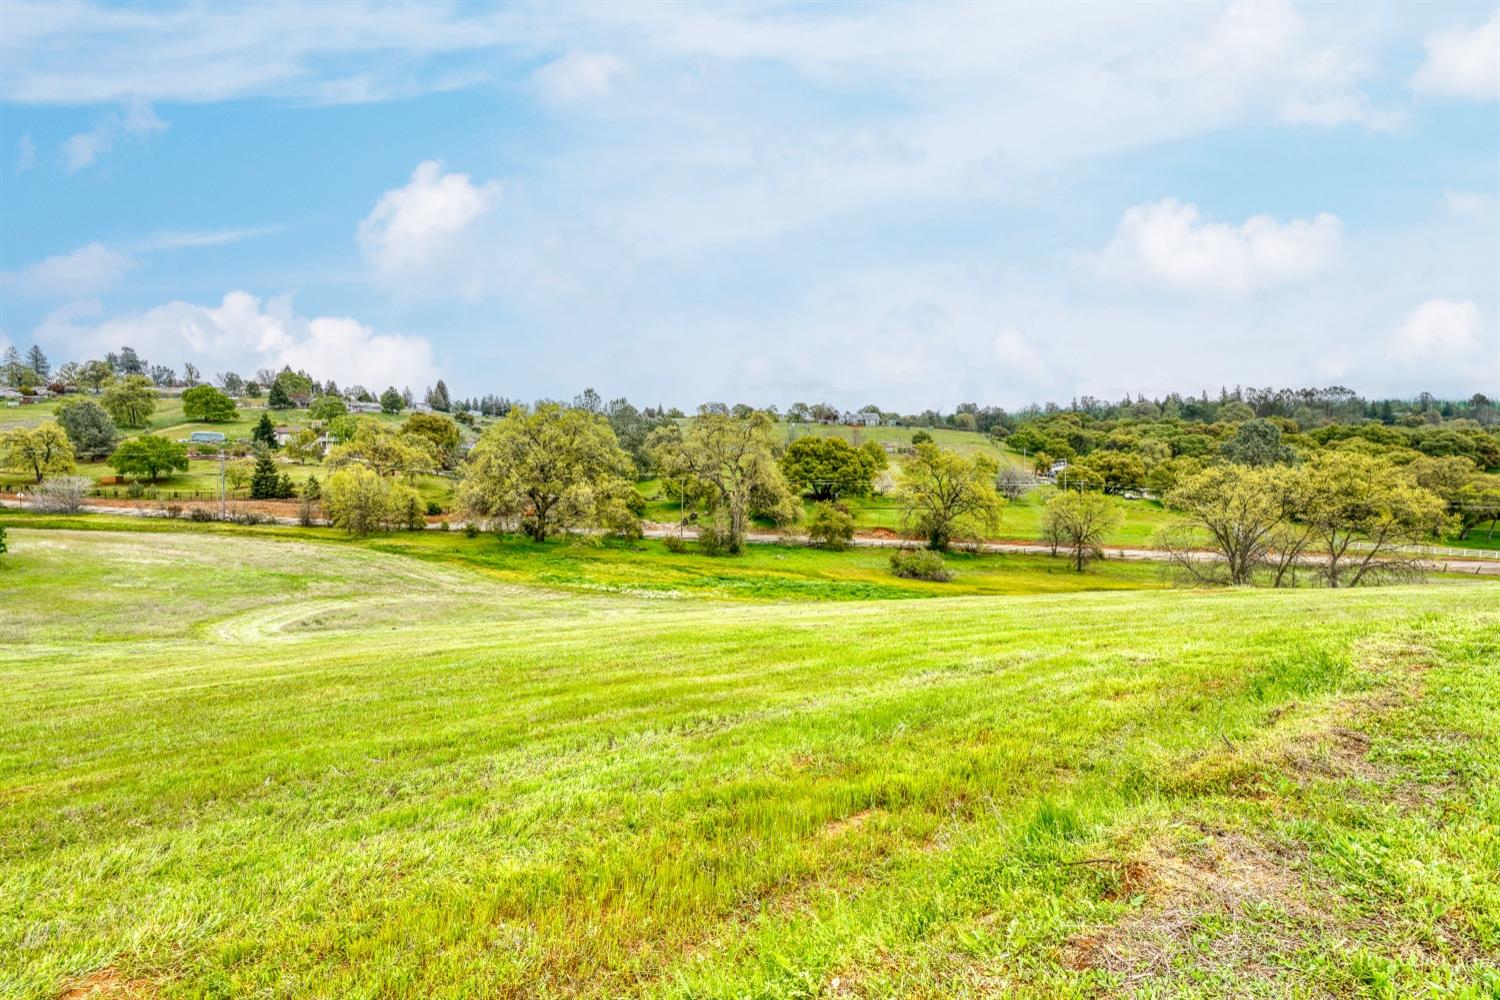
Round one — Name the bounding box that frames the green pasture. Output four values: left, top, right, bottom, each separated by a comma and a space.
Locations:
1, 523, 1496, 998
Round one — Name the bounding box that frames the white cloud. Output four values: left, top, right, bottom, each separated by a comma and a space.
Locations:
991, 327, 1046, 381
1098, 198, 1342, 294
1441, 190, 1496, 216
357, 160, 502, 290
15, 134, 36, 173
1413, 10, 1500, 100
61, 97, 168, 172
1, 242, 136, 298
532, 51, 627, 102
36, 291, 438, 391
137, 225, 286, 251
1386, 298, 1483, 362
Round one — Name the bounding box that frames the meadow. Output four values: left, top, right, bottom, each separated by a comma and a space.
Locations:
2, 519, 1497, 998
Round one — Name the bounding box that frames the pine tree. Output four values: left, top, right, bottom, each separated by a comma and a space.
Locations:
302, 474, 321, 500
25, 345, 49, 381
267, 379, 292, 409
249, 453, 281, 500
253, 413, 278, 450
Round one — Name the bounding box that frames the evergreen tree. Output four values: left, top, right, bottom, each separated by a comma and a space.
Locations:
278, 473, 297, 499
25, 345, 49, 381
380, 386, 403, 413
302, 474, 321, 500
427, 379, 452, 412
253, 413, 278, 450
267, 379, 292, 409
249, 452, 281, 500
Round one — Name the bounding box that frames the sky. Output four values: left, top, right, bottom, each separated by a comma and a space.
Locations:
1, 0, 1497, 411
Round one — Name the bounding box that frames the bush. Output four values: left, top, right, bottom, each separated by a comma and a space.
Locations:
889, 548, 954, 582
126, 480, 146, 499
806, 501, 856, 550
696, 517, 733, 556
188, 507, 218, 522
463, 522, 480, 539
425, 501, 443, 516
662, 533, 688, 554
30, 475, 92, 513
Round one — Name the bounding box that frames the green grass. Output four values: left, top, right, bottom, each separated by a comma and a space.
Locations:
1, 522, 1497, 999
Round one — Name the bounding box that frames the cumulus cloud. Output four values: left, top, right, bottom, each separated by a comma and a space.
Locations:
1098, 198, 1342, 294
358, 160, 502, 291
1413, 10, 1500, 100
1, 242, 136, 298
61, 97, 168, 172
36, 291, 437, 391
1386, 298, 1483, 362
532, 51, 627, 102
991, 327, 1046, 380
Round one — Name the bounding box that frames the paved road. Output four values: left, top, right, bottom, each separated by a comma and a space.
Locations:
6, 498, 1499, 577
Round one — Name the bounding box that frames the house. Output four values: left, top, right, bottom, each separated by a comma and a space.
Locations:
274, 426, 297, 446
348, 399, 383, 413
1049, 460, 1069, 477
841, 410, 880, 426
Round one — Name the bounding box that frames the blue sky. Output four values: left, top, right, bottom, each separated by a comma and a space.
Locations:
1, 0, 1496, 409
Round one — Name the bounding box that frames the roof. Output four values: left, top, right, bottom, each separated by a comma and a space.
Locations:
189, 431, 227, 442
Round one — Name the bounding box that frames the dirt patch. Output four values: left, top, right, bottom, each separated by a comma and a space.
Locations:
822, 808, 878, 839
1063, 824, 1314, 985
58, 967, 155, 999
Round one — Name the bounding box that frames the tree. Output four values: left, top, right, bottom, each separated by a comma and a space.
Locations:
324, 466, 418, 535
24, 345, 49, 381
272, 368, 315, 407
1076, 450, 1145, 493
78, 360, 114, 393
1298, 452, 1451, 587
380, 386, 403, 414
1, 422, 75, 483
107, 436, 188, 482
217, 371, 245, 395
327, 420, 437, 479
1220, 419, 1296, 466
54, 399, 119, 460
252, 413, 278, 450
283, 428, 324, 464
182, 362, 200, 386
249, 452, 282, 499
1162, 464, 1296, 586
995, 465, 1033, 500
267, 379, 292, 409
111, 346, 146, 375
606, 397, 666, 476
1041, 490, 1121, 571
2, 346, 28, 386
456, 404, 636, 541
649, 410, 799, 553
780, 435, 880, 499
896, 444, 1005, 551
401, 412, 461, 467
806, 501, 856, 550
100, 375, 157, 427
226, 459, 253, 495
181, 384, 238, 422
426, 379, 452, 412
309, 395, 348, 422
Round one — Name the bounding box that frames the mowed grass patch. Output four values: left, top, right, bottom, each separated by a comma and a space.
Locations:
0, 529, 1496, 998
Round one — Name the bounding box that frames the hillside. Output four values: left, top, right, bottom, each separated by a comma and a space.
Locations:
3, 524, 1496, 998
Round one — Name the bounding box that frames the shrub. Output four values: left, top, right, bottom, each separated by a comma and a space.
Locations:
426, 501, 444, 516
662, 533, 688, 553
187, 507, 218, 522
0, 523, 6, 554
31, 475, 92, 513
806, 501, 856, 550
126, 480, 146, 499
463, 522, 480, 538
889, 548, 954, 582
696, 517, 733, 556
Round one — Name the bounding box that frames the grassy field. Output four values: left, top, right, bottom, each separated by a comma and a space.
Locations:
2, 520, 1497, 999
